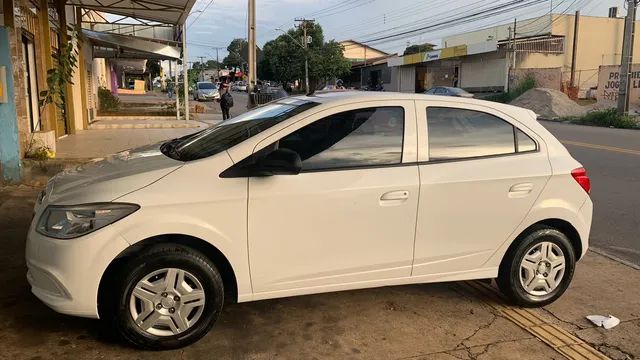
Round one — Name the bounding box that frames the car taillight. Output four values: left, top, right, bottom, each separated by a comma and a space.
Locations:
571, 167, 591, 194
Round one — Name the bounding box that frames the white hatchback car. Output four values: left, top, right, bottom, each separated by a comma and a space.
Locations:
27, 92, 592, 349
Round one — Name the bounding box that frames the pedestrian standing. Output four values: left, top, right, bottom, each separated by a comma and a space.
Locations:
218, 83, 234, 120
166, 80, 175, 99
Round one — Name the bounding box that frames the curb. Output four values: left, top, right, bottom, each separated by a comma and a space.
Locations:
589, 247, 640, 270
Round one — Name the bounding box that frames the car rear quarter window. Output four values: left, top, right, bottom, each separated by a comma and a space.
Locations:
426, 107, 518, 161
278, 107, 405, 171
516, 128, 537, 152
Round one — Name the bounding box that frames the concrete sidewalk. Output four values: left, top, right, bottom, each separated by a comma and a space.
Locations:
0, 184, 638, 359
55, 128, 204, 159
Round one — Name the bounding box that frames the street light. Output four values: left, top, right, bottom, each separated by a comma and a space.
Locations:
275, 27, 309, 94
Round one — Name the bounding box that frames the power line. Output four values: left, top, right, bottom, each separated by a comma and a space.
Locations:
187, 0, 216, 30
361, 0, 546, 43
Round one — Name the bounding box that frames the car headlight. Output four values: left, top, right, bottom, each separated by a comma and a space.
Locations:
36, 203, 139, 239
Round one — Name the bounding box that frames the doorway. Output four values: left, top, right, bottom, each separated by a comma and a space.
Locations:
21, 36, 40, 132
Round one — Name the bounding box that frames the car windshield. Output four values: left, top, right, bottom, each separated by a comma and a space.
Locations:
198, 83, 216, 90
162, 99, 320, 161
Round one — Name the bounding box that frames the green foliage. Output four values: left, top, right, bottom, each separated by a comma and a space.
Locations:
403, 43, 435, 56
25, 136, 53, 160
485, 74, 536, 103
98, 87, 121, 112
224, 39, 248, 68
563, 109, 639, 129
39, 31, 79, 119
260, 23, 351, 90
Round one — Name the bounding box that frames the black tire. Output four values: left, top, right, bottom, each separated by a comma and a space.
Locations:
497, 226, 576, 307
103, 244, 224, 350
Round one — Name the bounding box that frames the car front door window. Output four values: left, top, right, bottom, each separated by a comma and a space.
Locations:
277, 107, 405, 171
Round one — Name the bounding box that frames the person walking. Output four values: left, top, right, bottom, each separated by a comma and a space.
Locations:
218, 83, 234, 120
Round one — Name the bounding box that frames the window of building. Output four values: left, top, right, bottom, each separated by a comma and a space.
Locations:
427, 107, 519, 161
278, 107, 405, 171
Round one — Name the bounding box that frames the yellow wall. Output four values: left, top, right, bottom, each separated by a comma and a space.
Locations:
517, 14, 638, 90
340, 41, 388, 60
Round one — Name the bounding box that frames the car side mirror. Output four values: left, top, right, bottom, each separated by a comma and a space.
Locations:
251, 148, 302, 176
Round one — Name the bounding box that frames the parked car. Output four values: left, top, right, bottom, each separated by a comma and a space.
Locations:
232, 81, 247, 92
193, 81, 220, 101
27, 92, 592, 350
424, 86, 474, 98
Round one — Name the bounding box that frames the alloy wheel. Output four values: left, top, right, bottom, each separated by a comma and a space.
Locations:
519, 242, 566, 296
129, 268, 206, 337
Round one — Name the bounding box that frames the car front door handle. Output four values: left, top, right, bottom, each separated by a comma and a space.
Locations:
380, 190, 410, 205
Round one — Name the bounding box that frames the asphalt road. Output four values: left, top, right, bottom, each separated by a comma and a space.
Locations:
541, 121, 640, 267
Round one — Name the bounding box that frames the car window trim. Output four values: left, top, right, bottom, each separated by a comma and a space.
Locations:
424, 106, 539, 162
220, 104, 411, 177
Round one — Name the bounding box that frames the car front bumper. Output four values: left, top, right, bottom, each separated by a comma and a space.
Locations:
25, 222, 130, 319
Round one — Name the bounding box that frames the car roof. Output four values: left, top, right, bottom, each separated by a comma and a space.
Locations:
286, 91, 536, 125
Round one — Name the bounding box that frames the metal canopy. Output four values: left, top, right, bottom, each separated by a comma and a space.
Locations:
83, 28, 181, 59
66, 0, 197, 25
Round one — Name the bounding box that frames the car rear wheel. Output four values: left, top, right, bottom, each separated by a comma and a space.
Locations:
104, 245, 224, 350
497, 226, 576, 307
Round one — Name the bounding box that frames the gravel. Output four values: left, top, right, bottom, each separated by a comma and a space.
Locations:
510, 88, 591, 119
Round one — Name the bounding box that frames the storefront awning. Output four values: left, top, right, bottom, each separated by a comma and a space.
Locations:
83, 29, 181, 59
66, 0, 197, 25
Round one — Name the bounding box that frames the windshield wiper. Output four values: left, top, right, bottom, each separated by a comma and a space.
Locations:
160, 138, 183, 161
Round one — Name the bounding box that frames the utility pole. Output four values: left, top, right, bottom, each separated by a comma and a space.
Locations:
361, 46, 367, 89
512, 19, 517, 70
247, 0, 256, 107
215, 47, 220, 81
505, 26, 512, 92
570, 10, 580, 88
296, 18, 314, 94
175, 60, 180, 120
182, 24, 189, 122
618, 0, 638, 115
197, 55, 206, 81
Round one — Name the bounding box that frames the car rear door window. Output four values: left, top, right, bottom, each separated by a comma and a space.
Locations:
279, 107, 405, 171
426, 107, 517, 161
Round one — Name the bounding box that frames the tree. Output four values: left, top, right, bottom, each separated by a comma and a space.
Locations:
223, 38, 248, 68
403, 43, 436, 56
146, 59, 161, 78
206, 59, 222, 69
259, 23, 351, 91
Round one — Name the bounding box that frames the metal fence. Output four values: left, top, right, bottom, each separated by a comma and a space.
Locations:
250, 88, 289, 106
515, 37, 565, 54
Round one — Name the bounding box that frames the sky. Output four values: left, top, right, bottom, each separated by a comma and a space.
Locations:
184, 0, 624, 63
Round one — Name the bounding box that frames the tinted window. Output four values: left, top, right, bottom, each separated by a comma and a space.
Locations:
278, 107, 404, 171
197, 83, 216, 89
427, 107, 516, 160
168, 99, 319, 161
516, 128, 537, 152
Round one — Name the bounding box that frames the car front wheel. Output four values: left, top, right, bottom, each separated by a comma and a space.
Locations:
497, 226, 576, 307
104, 245, 224, 350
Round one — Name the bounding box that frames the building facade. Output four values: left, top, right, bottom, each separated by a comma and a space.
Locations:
1, 0, 190, 183
388, 10, 640, 97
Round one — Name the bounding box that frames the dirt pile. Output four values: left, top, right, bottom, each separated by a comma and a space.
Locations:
510, 88, 590, 119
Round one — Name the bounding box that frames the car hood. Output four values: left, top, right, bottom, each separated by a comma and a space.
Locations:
200, 89, 218, 94
47, 143, 183, 205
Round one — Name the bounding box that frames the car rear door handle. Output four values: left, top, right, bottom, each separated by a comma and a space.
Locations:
380, 190, 410, 205
509, 183, 534, 198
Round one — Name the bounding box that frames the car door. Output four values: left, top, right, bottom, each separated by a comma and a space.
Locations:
412, 101, 552, 277
245, 101, 419, 295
